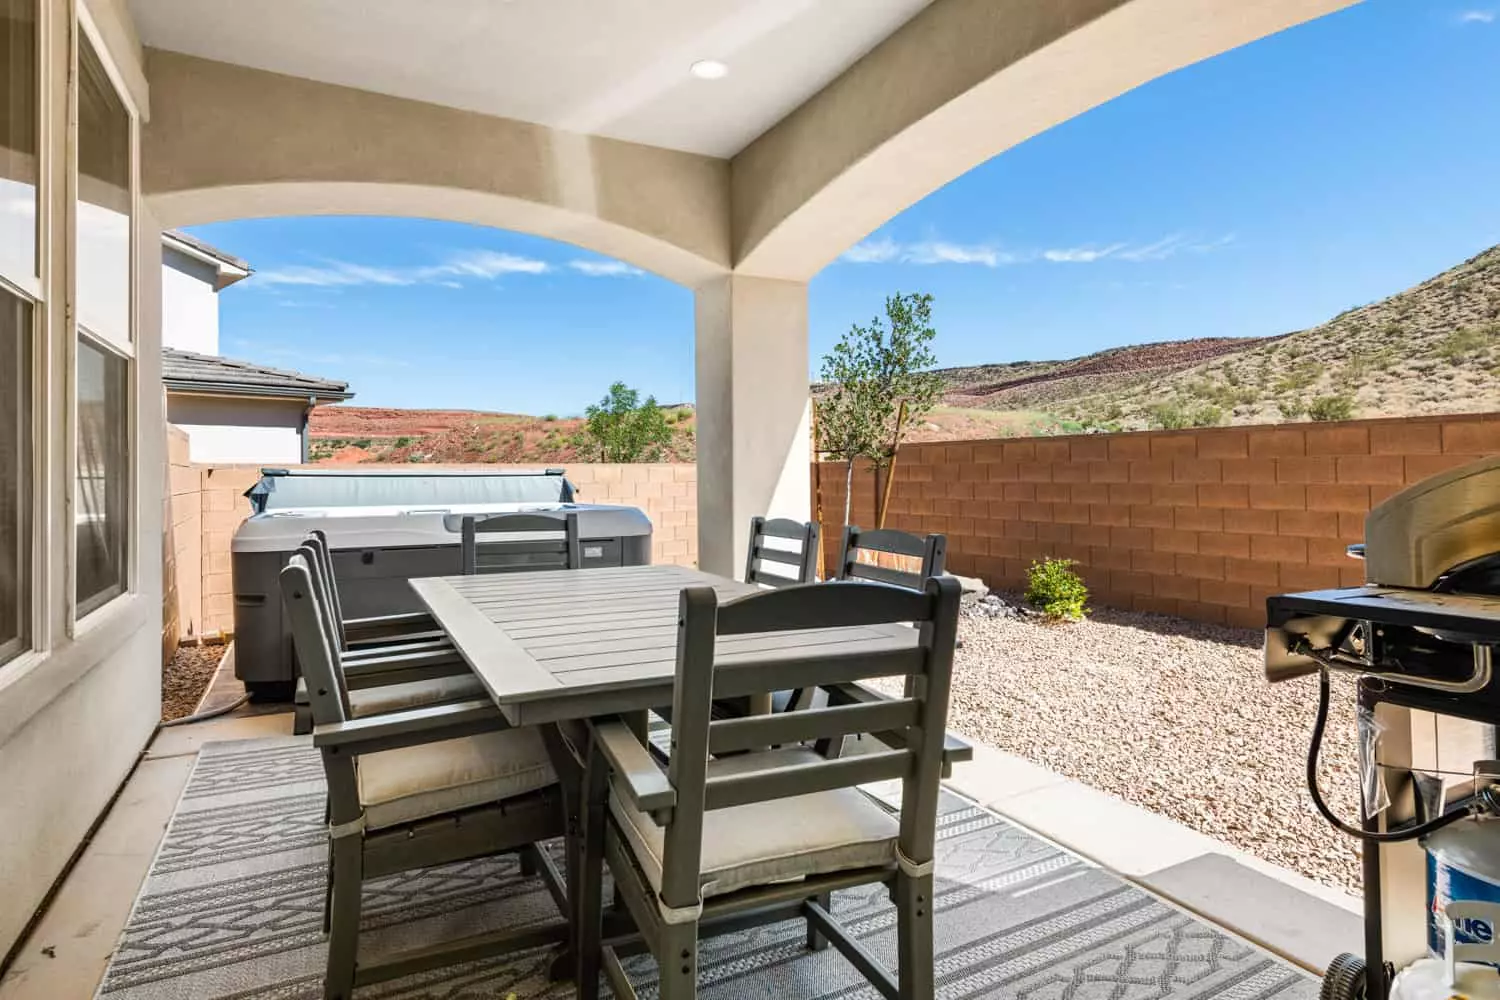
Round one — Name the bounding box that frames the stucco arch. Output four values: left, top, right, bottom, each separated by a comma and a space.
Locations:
141, 49, 732, 287
730, 0, 1357, 281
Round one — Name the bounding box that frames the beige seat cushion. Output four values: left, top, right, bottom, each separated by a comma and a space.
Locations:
346, 674, 486, 719
358, 728, 555, 830
609, 748, 898, 900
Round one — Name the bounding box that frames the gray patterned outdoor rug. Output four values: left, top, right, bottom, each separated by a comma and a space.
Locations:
96, 736, 1316, 999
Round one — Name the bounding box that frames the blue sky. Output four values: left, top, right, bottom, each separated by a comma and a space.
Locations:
192, 0, 1500, 415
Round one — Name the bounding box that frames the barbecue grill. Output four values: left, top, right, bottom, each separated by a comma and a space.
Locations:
1267, 455, 1500, 1000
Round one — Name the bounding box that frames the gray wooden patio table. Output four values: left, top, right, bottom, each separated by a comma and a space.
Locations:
407, 563, 921, 726
407, 563, 924, 998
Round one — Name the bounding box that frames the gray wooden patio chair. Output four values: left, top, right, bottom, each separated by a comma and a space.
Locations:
293, 537, 483, 735
306, 529, 448, 651
712, 516, 822, 720
836, 525, 947, 588
460, 511, 582, 574
281, 552, 570, 1000
743, 516, 819, 588
586, 575, 962, 1000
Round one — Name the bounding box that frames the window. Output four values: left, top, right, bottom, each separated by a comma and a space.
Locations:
73, 23, 134, 619
77, 28, 130, 348
0, 0, 38, 293
0, 0, 35, 664
0, 291, 30, 661
75, 336, 127, 616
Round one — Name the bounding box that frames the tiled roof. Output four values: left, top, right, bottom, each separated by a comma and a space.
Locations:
162, 348, 353, 402
162, 229, 251, 274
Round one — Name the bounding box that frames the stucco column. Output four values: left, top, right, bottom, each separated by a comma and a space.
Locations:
694, 275, 811, 578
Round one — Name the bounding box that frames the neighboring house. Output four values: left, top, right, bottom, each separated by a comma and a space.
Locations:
160, 230, 353, 464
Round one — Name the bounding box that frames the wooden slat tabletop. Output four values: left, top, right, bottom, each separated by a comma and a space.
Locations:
409, 564, 920, 725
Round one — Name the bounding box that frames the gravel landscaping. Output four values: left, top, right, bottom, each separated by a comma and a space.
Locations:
161, 643, 225, 722
926, 595, 1363, 894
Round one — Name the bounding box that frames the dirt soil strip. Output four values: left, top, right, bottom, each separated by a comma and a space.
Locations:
886, 604, 1363, 894
161, 643, 226, 722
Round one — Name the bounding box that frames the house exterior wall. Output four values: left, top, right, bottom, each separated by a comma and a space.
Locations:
159, 244, 219, 354
815, 413, 1500, 628
0, 0, 163, 961
166, 394, 306, 465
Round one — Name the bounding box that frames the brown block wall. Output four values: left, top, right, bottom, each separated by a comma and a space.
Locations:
161, 425, 191, 661
814, 413, 1500, 628
168, 457, 700, 636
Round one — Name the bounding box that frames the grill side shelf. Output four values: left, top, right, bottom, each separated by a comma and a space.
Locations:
1267, 586, 1500, 639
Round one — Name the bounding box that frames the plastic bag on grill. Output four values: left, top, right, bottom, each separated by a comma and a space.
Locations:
1359, 704, 1392, 818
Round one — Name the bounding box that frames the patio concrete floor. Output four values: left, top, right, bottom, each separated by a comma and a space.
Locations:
0, 653, 1360, 998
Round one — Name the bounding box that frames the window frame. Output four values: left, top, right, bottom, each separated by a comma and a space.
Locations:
68, 8, 137, 630
0, 0, 43, 671
0, 274, 37, 667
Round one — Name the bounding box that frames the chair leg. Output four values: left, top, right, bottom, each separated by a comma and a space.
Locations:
573, 742, 609, 1000
324, 837, 365, 1000
321, 800, 334, 934
656, 920, 699, 1000
806, 892, 831, 952
519, 845, 539, 877
895, 872, 934, 1000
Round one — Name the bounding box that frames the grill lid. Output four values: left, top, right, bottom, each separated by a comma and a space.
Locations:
1364, 455, 1500, 590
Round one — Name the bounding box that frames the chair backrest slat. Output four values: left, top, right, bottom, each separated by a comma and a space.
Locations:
307, 529, 346, 637
836, 525, 946, 591
703, 749, 912, 813
743, 516, 819, 588
707, 698, 919, 756
461, 511, 582, 575
711, 646, 926, 701
280, 552, 351, 723
716, 580, 930, 635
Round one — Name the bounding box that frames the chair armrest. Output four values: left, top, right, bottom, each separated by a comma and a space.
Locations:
342, 611, 438, 641
592, 720, 676, 824
313, 699, 504, 755
824, 682, 973, 775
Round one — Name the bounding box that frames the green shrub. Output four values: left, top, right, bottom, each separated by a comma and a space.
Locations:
1147, 401, 1222, 430
1025, 558, 1090, 622
1307, 394, 1355, 422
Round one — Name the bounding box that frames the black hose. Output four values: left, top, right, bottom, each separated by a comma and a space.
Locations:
159, 692, 252, 728
1307, 668, 1470, 843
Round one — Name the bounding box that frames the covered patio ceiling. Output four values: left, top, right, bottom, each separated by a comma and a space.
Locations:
128, 0, 937, 159
125, 0, 1358, 283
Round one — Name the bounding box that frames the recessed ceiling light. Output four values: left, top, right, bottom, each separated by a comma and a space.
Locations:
690, 60, 729, 80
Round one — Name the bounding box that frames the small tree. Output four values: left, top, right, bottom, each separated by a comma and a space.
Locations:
582, 382, 674, 462
816, 293, 943, 525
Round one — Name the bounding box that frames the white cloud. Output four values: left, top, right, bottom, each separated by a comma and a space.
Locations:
841, 238, 901, 264
433, 250, 548, 278
904, 241, 1023, 267
838, 233, 1234, 267
254, 249, 551, 288
1043, 243, 1127, 263
568, 259, 644, 277
1458, 9, 1495, 23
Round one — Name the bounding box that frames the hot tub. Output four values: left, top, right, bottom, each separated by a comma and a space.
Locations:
231, 467, 653, 697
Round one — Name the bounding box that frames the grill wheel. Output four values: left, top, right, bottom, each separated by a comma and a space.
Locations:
1320, 953, 1367, 1000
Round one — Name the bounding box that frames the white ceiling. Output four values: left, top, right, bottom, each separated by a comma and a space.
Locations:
127, 0, 934, 158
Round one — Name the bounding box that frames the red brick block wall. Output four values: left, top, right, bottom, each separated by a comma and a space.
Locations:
813, 413, 1500, 628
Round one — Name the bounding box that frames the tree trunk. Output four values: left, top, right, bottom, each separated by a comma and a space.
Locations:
843, 457, 855, 527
